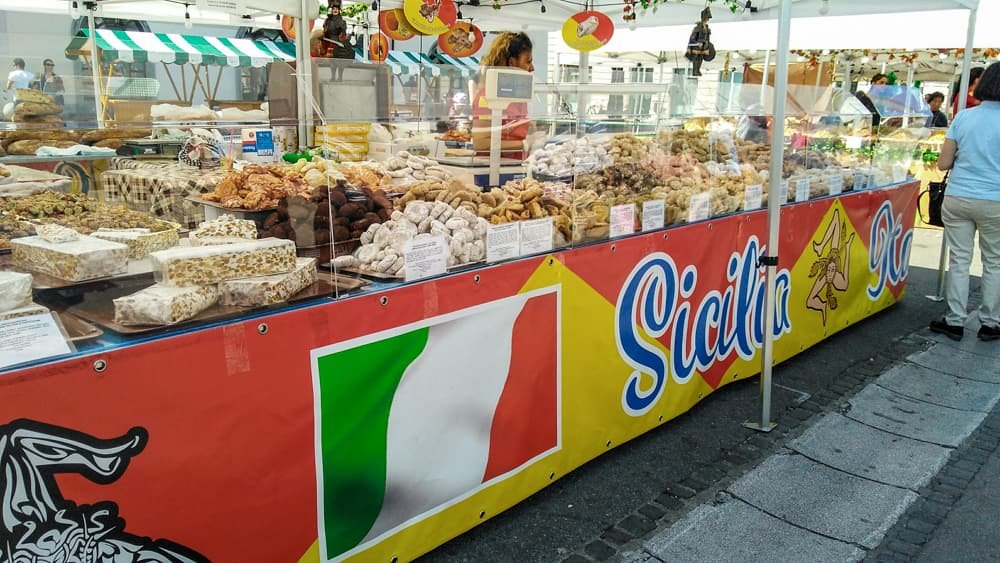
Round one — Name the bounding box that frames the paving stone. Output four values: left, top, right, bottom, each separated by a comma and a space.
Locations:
644, 498, 863, 562
905, 519, 936, 534
654, 494, 683, 510
962, 449, 989, 464
789, 413, 950, 489
666, 484, 696, 499
943, 467, 975, 481
846, 385, 986, 447
897, 529, 929, 545
620, 515, 655, 537
584, 540, 617, 560
639, 504, 666, 521
618, 550, 658, 563
876, 363, 1000, 413
923, 330, 1000, 362
727, 453, 918, 548
601, 527, 633, 546
562, 554, 592, 563
907, 346, 1000, 384
887, 541, 921, 557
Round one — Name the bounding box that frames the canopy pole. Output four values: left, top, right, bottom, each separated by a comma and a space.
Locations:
296, 0, 314, 149
86, 9, 104, 127
745, 0, 791, 433
760, 49, 771, 106
842, 58, 851, 96
931, 5, 977, 302
903, 63, 915, 128
577, 51, 590, 138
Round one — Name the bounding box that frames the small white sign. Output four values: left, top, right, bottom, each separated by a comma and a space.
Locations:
519, 217, 554, 256
404, 236, 448, 282
795, 178, 810, 203
828, 172, 843, 196
487, 222, 520, 263
197, 0, 246, 15
610, 203, 637, 238
642, 199, 666, 231
0, 312, 73, 369
688, 193, 711, 222
744, 184, 763, 211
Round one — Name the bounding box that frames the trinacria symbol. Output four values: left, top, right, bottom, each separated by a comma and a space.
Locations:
615, 237, 792, 416
867, 200, 912, 301
0, 419, 208, 563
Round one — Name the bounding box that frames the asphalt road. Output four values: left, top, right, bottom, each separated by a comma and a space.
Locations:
421, 229, 954, 563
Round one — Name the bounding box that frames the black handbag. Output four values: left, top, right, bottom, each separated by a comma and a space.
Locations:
920, 171, 948, 227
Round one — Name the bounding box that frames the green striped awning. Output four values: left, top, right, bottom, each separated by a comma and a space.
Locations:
435, 54, 480, 78
381, 51, 480, 77
66, 29, 295, 68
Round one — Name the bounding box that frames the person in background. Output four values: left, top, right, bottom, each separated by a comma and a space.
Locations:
6, 58, 34, 93
855, 73, 887, 127
951, 66, 984, 115
32, 59, 64, 106
471, 31, 534, 158
930, 62, 1000, 342
926, 91, 948, 128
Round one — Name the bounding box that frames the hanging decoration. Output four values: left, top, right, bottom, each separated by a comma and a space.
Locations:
378, 9, 418, 40
280, 15, 316, 40
622, 0, 636, 22
369, 32, 389, 62
561, 11, 614, 52
403, 0, 457, 35
438, 21, 484, 58
684, 6, 715, 77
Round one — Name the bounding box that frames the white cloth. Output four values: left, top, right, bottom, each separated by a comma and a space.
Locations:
942, 195, 1000, 328
35, 145, 117, 157
7, 69, 33, 90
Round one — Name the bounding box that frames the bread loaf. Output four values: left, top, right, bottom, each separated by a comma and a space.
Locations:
12, 115, 64, 125
81, 127, 152, 144
13, 102, 63, 117
6, 139, 77, 155
1, 129, 80, 149
15, 89, 54, 105
94, 138, 124, 150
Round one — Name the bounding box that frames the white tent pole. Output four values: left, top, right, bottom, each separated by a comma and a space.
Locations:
87, 9, 104, 128
843, 59, 851, 95
760, 49, 770, 106
745, 0, 791, 433
931, 5, 976, 302
903, 62, 915, 127
577, 50, 590, 138
295, 0, 313, 149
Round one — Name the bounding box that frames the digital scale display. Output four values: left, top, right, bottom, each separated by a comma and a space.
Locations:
495, 72, 533, 100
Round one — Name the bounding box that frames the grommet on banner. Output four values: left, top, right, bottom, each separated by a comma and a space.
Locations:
474, 274, 481, 284
605, 440, 612, 448
257, 323, 268, 335
479, 511, 486, 519
548, 257, 554, 266
549, 472, 555, 480
611, 245, 616, 252
380, 295, 389, 306
757, 254, 779, 268
92, 359, 107, 373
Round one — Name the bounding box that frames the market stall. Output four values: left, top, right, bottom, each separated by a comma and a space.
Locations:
0, 1, 983, 562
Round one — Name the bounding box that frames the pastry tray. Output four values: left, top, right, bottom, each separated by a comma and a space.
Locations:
59, 313, 103, 343
64, 271, 368, 335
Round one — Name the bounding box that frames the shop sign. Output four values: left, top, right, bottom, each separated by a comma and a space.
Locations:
561, 11, 614, 52
378, 9, 418, 41
438, 21, 484, 58
196, 0, 246, 16
402, 0, 457, 36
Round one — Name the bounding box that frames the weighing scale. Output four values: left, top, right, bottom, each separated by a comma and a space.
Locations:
480, 67, 534, 187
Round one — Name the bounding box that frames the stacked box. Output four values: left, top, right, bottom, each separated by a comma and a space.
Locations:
92, 227, 180, 259
219, 257, 316, 307
114, 284, 218, 326
0, 272, 33, 312
12, 236, 129, 282
151, 238, 296, 287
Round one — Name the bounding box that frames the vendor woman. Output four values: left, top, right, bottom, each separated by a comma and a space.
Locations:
472, 32, 534, 158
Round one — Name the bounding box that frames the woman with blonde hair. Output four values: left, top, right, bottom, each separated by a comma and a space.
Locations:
471, 31, 534, 158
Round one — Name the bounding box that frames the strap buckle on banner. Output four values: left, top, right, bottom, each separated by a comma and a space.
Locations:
757, 254, 779, 268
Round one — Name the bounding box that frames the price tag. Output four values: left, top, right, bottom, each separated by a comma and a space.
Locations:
486, 223, 520, 263
853, 172, 866, 191
795, 178, 810, 202
642, 199, 665, 231
610, 203, 637, 238
519, 217, 554, 257
687, 193, 711, 222
0, 312, 74, 370
827, 172, 843, 196
404, 236, 448, 282
744, 184, 763, 211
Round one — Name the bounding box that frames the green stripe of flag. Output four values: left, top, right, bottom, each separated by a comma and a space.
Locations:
316, 327, 429, 559
157, 34, 189, 65
218, 37, 251, 68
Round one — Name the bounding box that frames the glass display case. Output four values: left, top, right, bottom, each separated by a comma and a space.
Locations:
0, 44, 926, 374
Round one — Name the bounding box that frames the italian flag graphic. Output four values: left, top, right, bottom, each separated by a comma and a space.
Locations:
312, 289, 561, 560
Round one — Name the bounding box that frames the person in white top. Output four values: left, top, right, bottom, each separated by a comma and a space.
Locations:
7, 58, 34, 93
